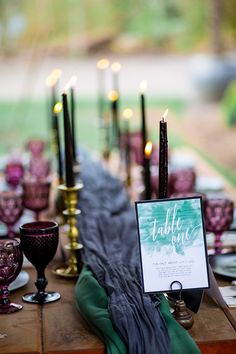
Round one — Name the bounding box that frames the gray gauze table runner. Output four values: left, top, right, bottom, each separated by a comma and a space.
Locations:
76, 155, 171, 354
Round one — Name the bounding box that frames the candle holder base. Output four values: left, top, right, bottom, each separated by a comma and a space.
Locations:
55, 183, 84, 278
53, 261, 83, 278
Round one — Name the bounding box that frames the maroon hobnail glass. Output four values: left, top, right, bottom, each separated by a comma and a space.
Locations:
0, 190, 24, 238
20, 221, 60, 304
0, 238, 23, 314
22, 179, 51, 221
204, 197, 234, 254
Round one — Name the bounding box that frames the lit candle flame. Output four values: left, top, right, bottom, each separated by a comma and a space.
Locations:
46, 69, 62, 87
97, 58, 110, 70
144, 141, 153, 157
46, 75, 57, 87
51, 69, 62, 80
111, 62, 121, 72
162, 109, 168, 122
139, 80, 147, 94
70, 75, 78, 87
108, 90, 119, 102
123, 108, 133, 120
54, 102, 62, 114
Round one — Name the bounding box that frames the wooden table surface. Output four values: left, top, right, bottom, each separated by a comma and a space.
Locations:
1, 265, 236, 354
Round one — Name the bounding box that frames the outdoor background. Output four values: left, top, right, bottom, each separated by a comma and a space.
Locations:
0, 0, 236, 189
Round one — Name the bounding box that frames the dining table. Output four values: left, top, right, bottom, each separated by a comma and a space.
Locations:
1, 149, 236, 354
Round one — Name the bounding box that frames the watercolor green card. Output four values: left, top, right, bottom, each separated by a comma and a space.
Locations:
135, 197, 209, 293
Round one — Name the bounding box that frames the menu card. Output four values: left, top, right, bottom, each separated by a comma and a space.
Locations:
135, 197, 209, 293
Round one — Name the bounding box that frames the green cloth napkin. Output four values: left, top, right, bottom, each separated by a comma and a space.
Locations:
75, 266, 201, 354
75, 266, 127, 354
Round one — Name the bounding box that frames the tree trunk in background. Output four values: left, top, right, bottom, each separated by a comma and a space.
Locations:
210, 0, 224, 54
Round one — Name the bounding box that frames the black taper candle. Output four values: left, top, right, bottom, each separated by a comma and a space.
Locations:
140, 81, 147, 166
141, 95, 147, 163
125, 118, 131, 186
158, 110, 168, 199
97, 59, 109, 121
51, 85, 57, 133
53, 105, 63, 183
62, 93, 75, 187
70, 86, 76, 160
109, 90, 119, 149
123, 108, 133, 187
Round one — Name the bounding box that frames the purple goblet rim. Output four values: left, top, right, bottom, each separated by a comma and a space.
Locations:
22, 177, 51, 185
19, 221, 58, 235
0, 189, 23, 198
206, 197, 234, 203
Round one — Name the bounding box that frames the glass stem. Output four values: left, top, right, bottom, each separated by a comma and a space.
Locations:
35, 268, 48, 302
214, 232, 223, 254
0, 285, 10, 308
8, 224, 15, 238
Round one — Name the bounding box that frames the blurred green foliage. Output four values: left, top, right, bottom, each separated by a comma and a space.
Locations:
222, 80, 236, 126
0, 0, 235, 54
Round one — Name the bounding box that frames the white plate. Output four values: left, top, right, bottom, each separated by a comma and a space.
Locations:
9, 270, 29, 292
195, 176, 224, 192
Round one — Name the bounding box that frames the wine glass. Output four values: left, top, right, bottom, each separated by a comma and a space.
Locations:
0, 190, 24, 238
204, 197, 234, 254
5, 161, 24, 189
0, 238, 23, 314
29, 157, 51, 180
22, 178, 51, 221
27, 139, 45, 158
19, 221, 60, 304
169, 168, 196, 195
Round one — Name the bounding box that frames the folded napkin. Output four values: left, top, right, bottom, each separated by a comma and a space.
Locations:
219, 286, 236, 307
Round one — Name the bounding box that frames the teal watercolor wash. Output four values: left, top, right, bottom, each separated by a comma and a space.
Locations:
136, 198, 204, 256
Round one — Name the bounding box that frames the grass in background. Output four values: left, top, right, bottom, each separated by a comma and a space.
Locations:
0, 97, 186, 156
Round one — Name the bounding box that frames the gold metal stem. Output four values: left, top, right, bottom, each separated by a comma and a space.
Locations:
54, 182, 83, 278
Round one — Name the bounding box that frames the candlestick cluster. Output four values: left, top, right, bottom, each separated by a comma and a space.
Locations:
46, 69, 84, 277
96, 58, 170, 202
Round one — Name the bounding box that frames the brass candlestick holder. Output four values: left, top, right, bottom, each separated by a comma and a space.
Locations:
54, 182, 83, 278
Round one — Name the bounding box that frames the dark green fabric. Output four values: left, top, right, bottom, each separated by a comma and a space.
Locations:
158, 294, 201, 354
75, 266, 127, 354
75, 266, 201, 354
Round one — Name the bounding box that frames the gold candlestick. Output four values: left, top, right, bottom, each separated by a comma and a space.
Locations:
54, 182, 83, 277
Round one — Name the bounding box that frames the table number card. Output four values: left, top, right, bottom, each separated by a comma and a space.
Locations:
135, 197, 209, 293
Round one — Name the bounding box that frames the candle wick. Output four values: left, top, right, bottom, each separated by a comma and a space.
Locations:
161, 116, 165, 123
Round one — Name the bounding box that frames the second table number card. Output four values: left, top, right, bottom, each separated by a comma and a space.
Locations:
135, 197, 209, 293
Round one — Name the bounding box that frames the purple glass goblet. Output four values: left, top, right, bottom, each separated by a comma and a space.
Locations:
20, 221, 60, 304
29, 157, 51, 180
0, 238, 23, 314
169, 168, 196, 196
204, 197, 234, 254
0, 190, 24, 238
22, 179, 51, 221
5, 162, 24, 189
27, 139, 45, 158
